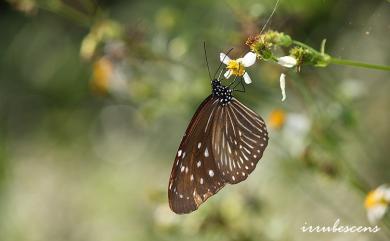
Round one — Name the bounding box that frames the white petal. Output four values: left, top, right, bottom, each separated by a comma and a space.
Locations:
241, 52, 257, 67
220, 53, 231, 65
367, 205, 388, 224
384, 189, 390, 201
277, 56, 297, 68
224, 70, 232, 78
243, 72, 252, 84
378, 185, 390, 201
280, 73, 287, 101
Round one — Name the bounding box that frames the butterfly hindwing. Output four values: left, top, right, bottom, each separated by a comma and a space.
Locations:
168, 96, 226, 214
212, 98, 268, 184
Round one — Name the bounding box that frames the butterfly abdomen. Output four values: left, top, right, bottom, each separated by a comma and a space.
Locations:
211, 79, 232, 106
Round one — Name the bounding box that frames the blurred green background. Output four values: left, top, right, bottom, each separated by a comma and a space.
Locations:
0, 0, 389, 240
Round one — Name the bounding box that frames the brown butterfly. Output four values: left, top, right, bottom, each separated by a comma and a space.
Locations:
168, 69, 269, 213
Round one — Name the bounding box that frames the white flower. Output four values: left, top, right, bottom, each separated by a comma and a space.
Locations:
220, 52, 256, 84
280, 73, 286, 101
275, 56, 297, 102
277, 56, 297, 68
283, 113, 310, 156
365, 184, 390, 224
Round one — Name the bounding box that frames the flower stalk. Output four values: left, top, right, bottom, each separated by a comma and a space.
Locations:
246, 30, 390, 71
329, 58, 390, 71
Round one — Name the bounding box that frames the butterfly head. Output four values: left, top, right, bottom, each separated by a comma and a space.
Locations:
211, 79, 233, 106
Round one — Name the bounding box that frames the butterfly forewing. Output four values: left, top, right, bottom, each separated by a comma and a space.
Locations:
212, 98, 268, 184
168, 96, 226, 214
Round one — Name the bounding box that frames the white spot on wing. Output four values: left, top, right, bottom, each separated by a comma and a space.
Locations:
204, 147, 209, 157
209, 170, 214, 177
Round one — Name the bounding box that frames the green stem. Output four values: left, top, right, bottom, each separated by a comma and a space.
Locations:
330, 58, 390, 71
293, 40, 390, 71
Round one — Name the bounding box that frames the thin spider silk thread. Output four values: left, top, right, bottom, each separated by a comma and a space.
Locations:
259, 0, 281, 35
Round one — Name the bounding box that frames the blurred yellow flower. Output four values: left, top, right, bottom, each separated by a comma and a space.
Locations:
365, 185, 390, 224
91, 57, 113, 95
268, 109, 286, 129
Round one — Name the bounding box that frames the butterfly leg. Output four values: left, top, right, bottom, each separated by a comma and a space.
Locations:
233, 78, 246, 93
240, 79, 246, 92
228, 74, 239, 87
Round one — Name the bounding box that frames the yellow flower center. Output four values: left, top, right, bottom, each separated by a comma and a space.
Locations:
227, 60, 245, 76
364, 190, 388, 209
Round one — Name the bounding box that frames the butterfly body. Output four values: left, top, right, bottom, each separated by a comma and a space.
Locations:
211, 79, 232, 106
168, 79, 269, 214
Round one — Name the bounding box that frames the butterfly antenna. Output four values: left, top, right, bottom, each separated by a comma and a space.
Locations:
203, 42, 212, 81
213, 48, 233, 79
259, 0, 281, 35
